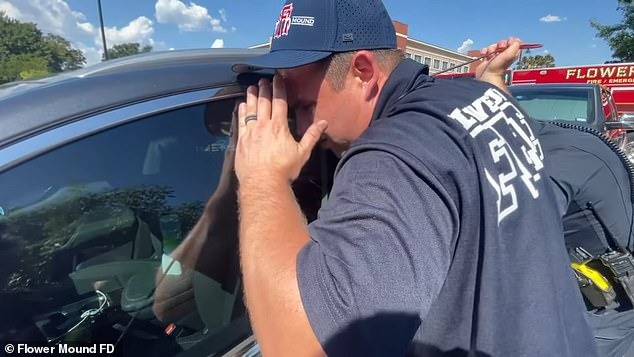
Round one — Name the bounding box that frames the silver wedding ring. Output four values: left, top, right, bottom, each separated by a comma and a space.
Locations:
244, 114, 258, 124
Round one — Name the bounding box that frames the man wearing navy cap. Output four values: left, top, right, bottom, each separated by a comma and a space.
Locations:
232, 0, 598, 355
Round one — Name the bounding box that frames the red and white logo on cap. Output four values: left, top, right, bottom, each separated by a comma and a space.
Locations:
274, 4, 293, 39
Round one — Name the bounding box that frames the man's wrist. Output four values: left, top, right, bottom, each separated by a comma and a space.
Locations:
479, 72, 504, 81
238, 171, 290, 199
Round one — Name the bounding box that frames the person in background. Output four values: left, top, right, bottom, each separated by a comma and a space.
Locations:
477, 37, 634, 357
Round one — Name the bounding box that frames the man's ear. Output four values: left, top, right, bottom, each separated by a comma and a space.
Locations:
350, 51, 380, 101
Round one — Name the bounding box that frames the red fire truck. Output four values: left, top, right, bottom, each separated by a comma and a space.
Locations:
435, 64, 634, 161
511, 63, 634, 116
435, 63, 634, 116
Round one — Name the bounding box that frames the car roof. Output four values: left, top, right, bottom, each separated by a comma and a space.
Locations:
0, 48, 269, 148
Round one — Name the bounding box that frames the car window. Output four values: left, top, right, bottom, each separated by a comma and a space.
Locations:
0, 95, 330, 356
512, 88, 593, 123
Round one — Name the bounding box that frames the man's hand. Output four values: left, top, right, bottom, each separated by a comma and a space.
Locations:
235, 75, 326, 355
235, 76, 327, 186
475, 37, 522, 91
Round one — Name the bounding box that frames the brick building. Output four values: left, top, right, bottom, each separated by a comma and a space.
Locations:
393, 21, 476, 75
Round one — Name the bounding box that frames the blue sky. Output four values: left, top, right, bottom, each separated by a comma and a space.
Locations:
0, 0, 625, 67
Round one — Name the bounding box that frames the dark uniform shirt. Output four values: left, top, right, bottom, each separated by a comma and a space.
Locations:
535, 121, 634, 357
535, 121, 633, 255
296, 59, 598, 356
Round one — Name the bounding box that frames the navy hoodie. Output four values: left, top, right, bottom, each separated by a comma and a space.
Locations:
297, 59, 598, 356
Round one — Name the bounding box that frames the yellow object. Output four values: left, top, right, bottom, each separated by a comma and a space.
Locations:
571, 262, 612, 292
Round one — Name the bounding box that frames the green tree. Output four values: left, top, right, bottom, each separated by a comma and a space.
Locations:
0, 54, 49, 81
592, 5, 634, 62
104, 42, 153, 60
39, 34, 85, 72
517, 54, 556, 69
0, 12, 85, 84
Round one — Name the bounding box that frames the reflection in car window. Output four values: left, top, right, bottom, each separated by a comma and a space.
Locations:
0, 97, 252, 355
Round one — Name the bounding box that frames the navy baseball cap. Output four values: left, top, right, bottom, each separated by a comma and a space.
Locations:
232, 0, 397, 73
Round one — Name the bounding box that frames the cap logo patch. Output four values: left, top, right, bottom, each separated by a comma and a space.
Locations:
273, 3, 316, 39
274, 4, 294, 39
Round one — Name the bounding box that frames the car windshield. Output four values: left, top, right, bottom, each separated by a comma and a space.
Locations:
510, 87, 593, 123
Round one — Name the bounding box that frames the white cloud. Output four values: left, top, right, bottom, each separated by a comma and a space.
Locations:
0, 1, 22, 18
539, 14, 564, 22
77, 21, 95, 35
169, 47, 175, 51
219, 8, 227, 22
1, 0, 90, 41
75, 42, 103, 66
76, 15, 155, 62
211, 38, 224, 48
155, 0, 227, 32
543, 50, 550, 54
457, 39, 474, 54
210, 18, 226, 32
103, 16, 154, 46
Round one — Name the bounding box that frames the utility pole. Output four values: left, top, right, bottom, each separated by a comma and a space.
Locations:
98, 0, 109, 60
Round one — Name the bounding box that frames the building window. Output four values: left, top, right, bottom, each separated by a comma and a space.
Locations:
449, 63, 455, 72
424, 57, 431, 65
456, 67, 462, 73
414, 54, 422, 63
463, 66, 469, 73
433, 59, 440, 69
442, 61, 448, 70
405, 52, 411, 59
